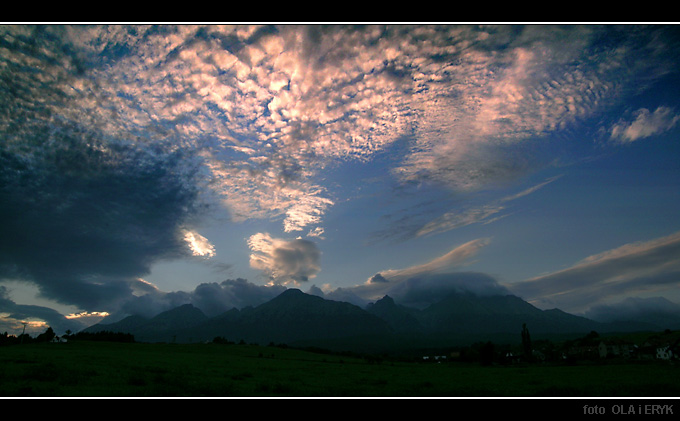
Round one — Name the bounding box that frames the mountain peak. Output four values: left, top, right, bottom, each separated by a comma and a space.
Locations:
377, 295, 395, 305
281, 288, 304, 296
366, 295, 397, 312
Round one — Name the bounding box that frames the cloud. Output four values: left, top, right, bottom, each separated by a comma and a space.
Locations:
64, 277, 289, 323
391, 26, 679, 192
508, 231, 680, 313
583, 296, 680, 324
610, 106, 680, 143
379, 272, 510, 309
416, 205, 507, 238
248, 233, 322, 284
498, 174, 562, 203
378, 238, 491, 282
183, 229, 216, 258
412, 175, 563, 238
188, 278, 287, 317
3, 24, 676, 240
0, 286, 88, 335
0, 133, 204, 312
347, 238, 492, 302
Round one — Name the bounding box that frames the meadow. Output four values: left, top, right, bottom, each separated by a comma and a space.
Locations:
1, 340, 679, 397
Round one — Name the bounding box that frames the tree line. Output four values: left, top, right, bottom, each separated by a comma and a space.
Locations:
1, 327, 134, 346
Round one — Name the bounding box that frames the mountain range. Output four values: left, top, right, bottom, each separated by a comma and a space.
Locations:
83, 288, 680, 354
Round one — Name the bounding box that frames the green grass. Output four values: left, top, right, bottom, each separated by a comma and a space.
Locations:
1, 341, 679, 397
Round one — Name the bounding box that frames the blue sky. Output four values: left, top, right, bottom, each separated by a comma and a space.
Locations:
2, 24, 680, 335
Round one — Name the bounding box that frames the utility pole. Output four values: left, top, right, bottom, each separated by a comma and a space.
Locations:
20, 322, 27, 344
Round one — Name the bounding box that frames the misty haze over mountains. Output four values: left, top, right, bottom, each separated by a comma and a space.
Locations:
83, 285, 680, 353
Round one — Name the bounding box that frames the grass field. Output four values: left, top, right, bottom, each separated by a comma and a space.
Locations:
1, 341, 679, 397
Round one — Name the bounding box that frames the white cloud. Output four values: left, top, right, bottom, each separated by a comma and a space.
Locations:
183, 229, 216, 258
610, 106, 680, 143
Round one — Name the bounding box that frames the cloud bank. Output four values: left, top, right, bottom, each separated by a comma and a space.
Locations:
328, 238, 503, 307
508, 231, 680, 313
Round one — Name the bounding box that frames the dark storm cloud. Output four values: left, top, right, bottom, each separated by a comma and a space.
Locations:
0, 114, 203, 314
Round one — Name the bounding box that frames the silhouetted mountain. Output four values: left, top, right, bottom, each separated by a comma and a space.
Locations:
85, 304, 209, 343
583, 297, 680, 330
86, 289, 392, 346
83, 288, 675, 353
365, 295, 424, 333
229, 288, 393, 343
416, 293, 597, 335
88, 314, 148, 334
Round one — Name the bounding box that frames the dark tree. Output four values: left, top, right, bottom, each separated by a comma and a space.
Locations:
521, 323, 533, 362
36, 327, 56, 343
479, 341, 495, 366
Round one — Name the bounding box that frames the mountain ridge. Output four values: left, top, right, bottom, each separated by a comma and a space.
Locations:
83, 288, 679, 352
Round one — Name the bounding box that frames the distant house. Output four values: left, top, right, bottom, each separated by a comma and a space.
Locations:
503, 352, 521, 364
50, 336, 67, 343
598, 339, 633, 358
639, 334, 678, 360
566, 345, 598, 360
532, 349, 546, 362
656, 345, 673, 360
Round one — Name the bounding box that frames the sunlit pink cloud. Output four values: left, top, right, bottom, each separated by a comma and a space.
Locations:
1, 24, 673, 237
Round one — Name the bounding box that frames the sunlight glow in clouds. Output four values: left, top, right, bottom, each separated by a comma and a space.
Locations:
65, 311, 110, 320
183, 229, 216, 258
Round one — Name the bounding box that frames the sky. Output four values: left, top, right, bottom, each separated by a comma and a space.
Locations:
2, 24, 680, 335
